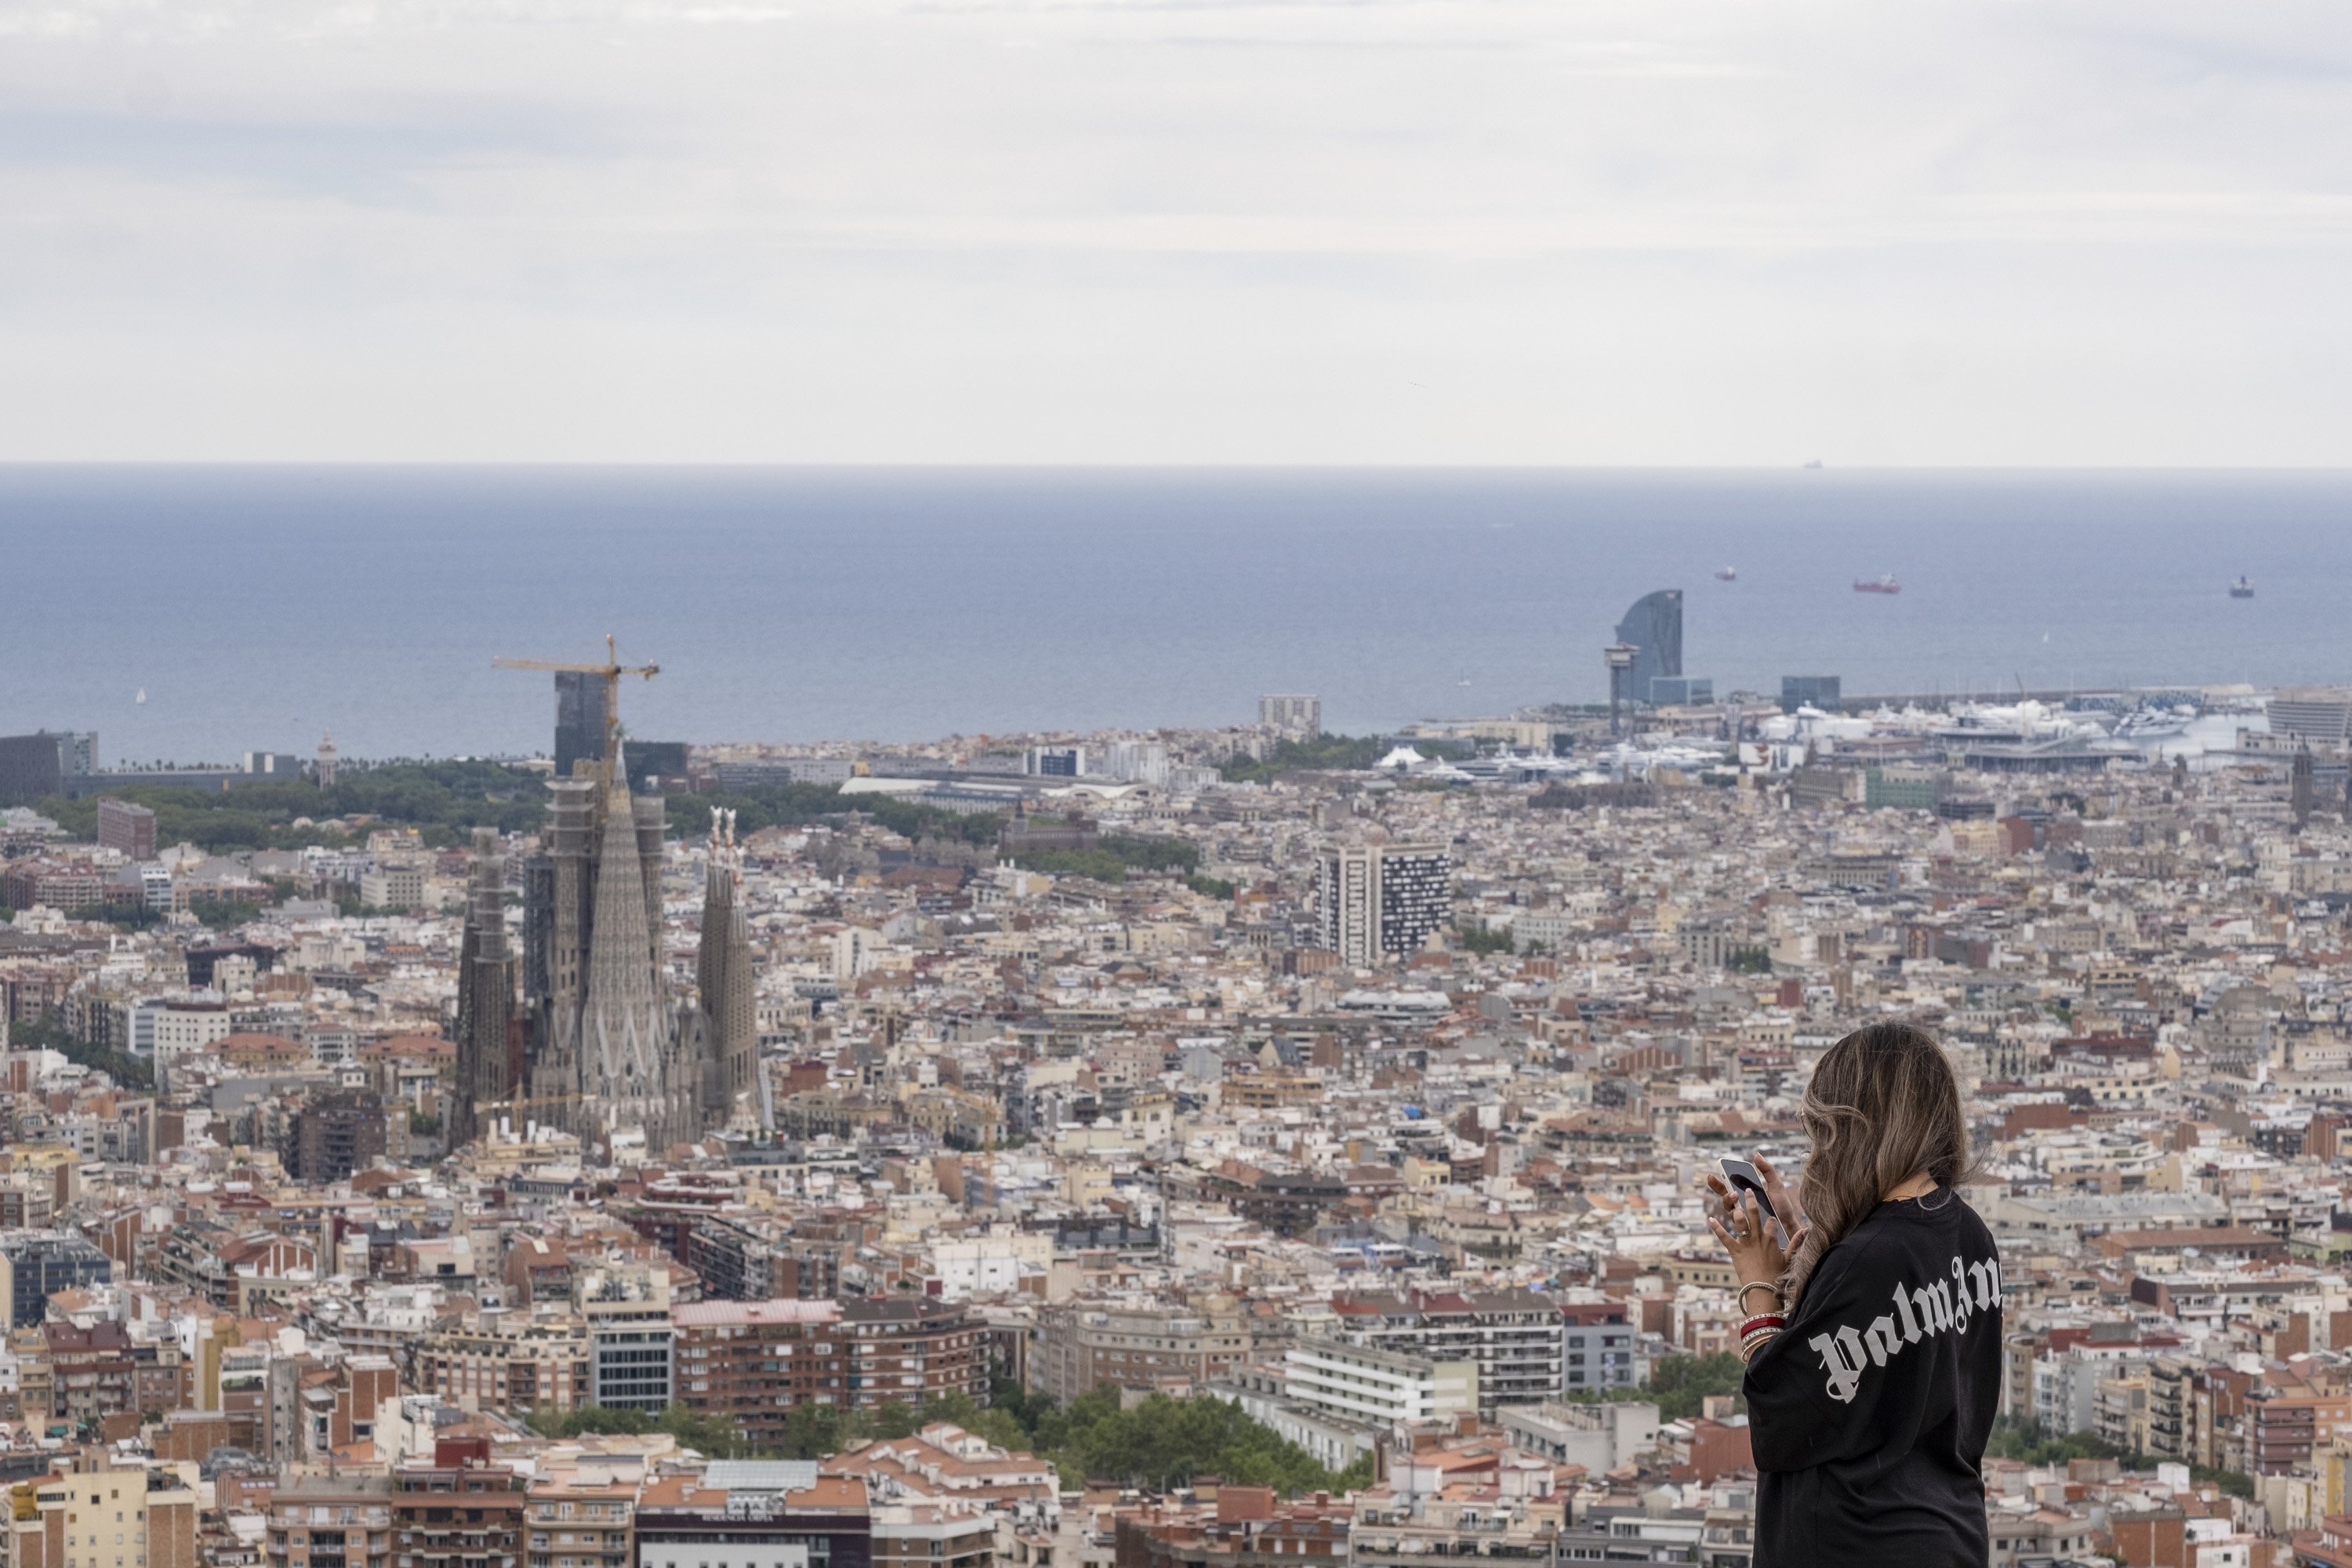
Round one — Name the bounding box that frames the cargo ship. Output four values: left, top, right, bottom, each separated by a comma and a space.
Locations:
2230, 576, 2254, 598
1854, 575, 1901, 594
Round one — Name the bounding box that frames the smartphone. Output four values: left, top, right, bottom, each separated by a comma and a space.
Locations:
1715, 1156, 1777, 1219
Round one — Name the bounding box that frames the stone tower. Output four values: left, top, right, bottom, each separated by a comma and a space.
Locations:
451, 828, 518, 1147
695, 808, 760, 1131
521, 757, 688, 1150
575, 771, 682, 1146
524, 777, 597, 1119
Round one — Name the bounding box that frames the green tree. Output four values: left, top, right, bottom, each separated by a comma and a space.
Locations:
1563, 1352, 1746, 1421
1455, 923, 1516, 956
527, 1406, 655, 1439
1980, 1418, 2250, 1497
1047, 1389, 1361, 1495
915, 1389, 1034, 1453
659, 1403, 750, 1458
6, 1015, 152, 1090
1218, 735, 1473, 784
32, 759, 560, 854
772, 1400, 877, 1460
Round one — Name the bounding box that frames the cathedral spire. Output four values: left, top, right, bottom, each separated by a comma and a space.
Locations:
579, 772, 676, 1147
696, 807, 759, 1131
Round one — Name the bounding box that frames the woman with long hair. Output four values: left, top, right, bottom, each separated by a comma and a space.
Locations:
1708, 1022, 2002, 1567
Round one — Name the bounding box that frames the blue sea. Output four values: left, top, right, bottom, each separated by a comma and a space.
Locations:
3, 466, 2349, 765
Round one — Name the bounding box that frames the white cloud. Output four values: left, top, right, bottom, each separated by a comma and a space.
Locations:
2, 0, 2350, 460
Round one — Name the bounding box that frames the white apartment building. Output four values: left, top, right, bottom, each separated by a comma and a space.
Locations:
1258, 695, 1322, 736
1102, 740, 1171, 787
358, 863, 424, 909
1284, 1335, 1478, 1427
131, 996, 232, 1090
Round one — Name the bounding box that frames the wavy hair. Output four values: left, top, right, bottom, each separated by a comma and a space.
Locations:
1781, 1022, 1973, 1305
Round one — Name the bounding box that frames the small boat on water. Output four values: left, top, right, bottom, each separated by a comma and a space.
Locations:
1854, 575, 1901, 595
2115, 706, 2195, 740
1715, 566, 1737, 582
2230, 575, 2254, 598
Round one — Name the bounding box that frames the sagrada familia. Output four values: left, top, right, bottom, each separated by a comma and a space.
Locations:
449, 730, 758, 1152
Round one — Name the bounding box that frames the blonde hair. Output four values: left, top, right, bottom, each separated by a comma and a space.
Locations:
1781, 1022, 1973, 1304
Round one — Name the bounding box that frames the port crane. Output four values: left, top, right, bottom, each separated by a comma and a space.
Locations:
493, 634, 659, 789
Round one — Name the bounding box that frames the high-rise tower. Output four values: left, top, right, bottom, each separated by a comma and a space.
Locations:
694, 808, 760, 1131
451, 828, 517, 1145
555, 670, 608, 779
1316, 844, 1453, 966
1613, 590, 1683, 704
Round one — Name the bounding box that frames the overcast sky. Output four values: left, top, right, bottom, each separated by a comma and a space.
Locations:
2, 1, 2347, 464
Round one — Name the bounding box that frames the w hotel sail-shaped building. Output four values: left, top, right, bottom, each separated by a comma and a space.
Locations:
1613, 590, 1683, 704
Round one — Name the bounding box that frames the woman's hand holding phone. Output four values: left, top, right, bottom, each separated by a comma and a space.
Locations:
1751, 1152, 1801, 1234
1705, 1152, 1810, 1285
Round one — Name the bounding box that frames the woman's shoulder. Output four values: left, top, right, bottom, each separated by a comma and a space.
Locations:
1811, 1203, 1929, 1284
1955, 1191, 1999, 1250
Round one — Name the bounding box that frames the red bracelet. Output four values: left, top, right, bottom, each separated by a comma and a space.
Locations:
1738, 1314, 1786, 1338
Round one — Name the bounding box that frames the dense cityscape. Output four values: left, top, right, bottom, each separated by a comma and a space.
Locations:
6, 590, 2352, 1568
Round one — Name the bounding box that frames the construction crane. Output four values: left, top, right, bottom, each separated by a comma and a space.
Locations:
493, 634, 659, 789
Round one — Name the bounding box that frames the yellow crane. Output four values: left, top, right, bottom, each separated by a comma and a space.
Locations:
493, 634, 659, 789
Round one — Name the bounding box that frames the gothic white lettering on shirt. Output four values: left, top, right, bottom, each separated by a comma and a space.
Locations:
1807, 1254, 2001, 1404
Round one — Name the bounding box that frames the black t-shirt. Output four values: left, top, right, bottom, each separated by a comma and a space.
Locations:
1744, 1191, 2003, 1568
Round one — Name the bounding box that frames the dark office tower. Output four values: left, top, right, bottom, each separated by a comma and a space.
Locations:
0, 731, 93, 808
626, 740, 691, 786
1781, 675, 1842, 713
554, 671, 608, 778
2293, 746, 2315, 830
451, 829, 518, 1147
1613, 590, 1683, 705
693, 809, 759, 1130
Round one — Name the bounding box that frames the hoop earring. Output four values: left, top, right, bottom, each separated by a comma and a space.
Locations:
1918, 1187, 1954, 1211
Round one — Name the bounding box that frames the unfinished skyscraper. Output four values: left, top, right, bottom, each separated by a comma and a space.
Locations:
554, 670, 608, 779
451, 828, 518, 1146
693, 808, 759, 1131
